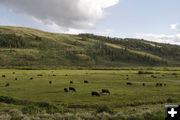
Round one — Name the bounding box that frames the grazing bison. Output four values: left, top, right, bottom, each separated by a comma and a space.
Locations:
142, 83, 146, 86
52, 74, 56, 76
70, 81, 73, 84
64, 88, 68, 92
102, 89, 110, 94
37, 74, 43, 76
5, 83, 10, 87
15, 78, 18, 80
156, 83, 159, 86
84, 80, 88, 83
2, 75, 5, 77
69, 87, 76, 92
151, 75, 157, 78
49, 81, 52, 84
156, 83, 163, 87
91, 91, 100, 96
12, 72, 15, 74
126, 82, 133, 85
30, 77, 33, 80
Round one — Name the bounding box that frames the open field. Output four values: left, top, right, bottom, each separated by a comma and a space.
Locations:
0, 68, 179, 112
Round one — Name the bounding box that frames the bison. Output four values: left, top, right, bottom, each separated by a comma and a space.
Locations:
30, 77, 33, 80
5, 83, 10, 87
15, 78, 18, 80
37, 74, 43, 76
151, 75, 157, 78
156, 83, 163, 87
142, 83, 146, 86
49, 81, 52, 84
69, 87, 76, 92
126, 82, 133, 85
91, 91, 100, 97
101, 89, 110, 94
64, 88, 68, 92
84, 80, 88, 83
70, 81, 73, 84
2, 75, 6, 77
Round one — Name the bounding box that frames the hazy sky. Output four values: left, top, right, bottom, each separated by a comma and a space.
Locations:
0, 0, 180, 45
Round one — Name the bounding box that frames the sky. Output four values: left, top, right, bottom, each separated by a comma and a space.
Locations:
0, 0, 180, 45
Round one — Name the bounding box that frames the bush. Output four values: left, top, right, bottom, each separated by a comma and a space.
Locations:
8, 109, 22, 120
96, 104, 114, 114
37, 102, 64, 114
22, 105, 41, 115
166, 98, 177, 103
172, 73, 178, 75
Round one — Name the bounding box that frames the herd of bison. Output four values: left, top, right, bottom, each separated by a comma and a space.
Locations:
1, 72, 170, 97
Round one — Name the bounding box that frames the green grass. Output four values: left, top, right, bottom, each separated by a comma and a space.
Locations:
0, 68, 179, 112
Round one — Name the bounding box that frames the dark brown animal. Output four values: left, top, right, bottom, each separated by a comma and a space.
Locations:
102, 89, 110, 94
142, 83, 146, 86
156, 83, 163, 87
69, 87, 76, 92
49, 81, 52, 84
15, 78, 18, 80
64, 88, 68, 92
12, 72, 15, 74
151, 75, 157, 78
70, 81, 73, 84
30, 77, 33, 80
37, 74, 43, 76
91, 91, 100, 96
126, 82, 133, 85
2, 75, 5, 77
5, 83, 10, 87
84, 80, 88, 83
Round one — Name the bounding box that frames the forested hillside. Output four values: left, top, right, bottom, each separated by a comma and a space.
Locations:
0, 26, 180, 67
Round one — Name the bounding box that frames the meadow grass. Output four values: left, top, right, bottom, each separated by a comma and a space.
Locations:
0, 69, 179, 110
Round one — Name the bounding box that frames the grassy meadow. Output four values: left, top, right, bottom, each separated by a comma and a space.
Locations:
0, 68, 180, 119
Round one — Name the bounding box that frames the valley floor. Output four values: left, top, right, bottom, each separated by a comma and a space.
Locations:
0, 67, 180, 119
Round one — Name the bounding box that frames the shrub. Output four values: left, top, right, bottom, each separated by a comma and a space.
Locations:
22, 105, 41, 115
172, 73, 178, 75
166, 98, 177, 103
96, 104, 114, 114
8, 109, 22, 120
37, 102, 64, 114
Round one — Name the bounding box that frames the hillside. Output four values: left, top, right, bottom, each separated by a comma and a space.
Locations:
0, 26, 180, 67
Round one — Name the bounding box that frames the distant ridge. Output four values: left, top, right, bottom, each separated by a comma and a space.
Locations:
0, 25, 180, 67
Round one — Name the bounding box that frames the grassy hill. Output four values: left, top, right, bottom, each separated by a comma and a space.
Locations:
0, 25, 180, 67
